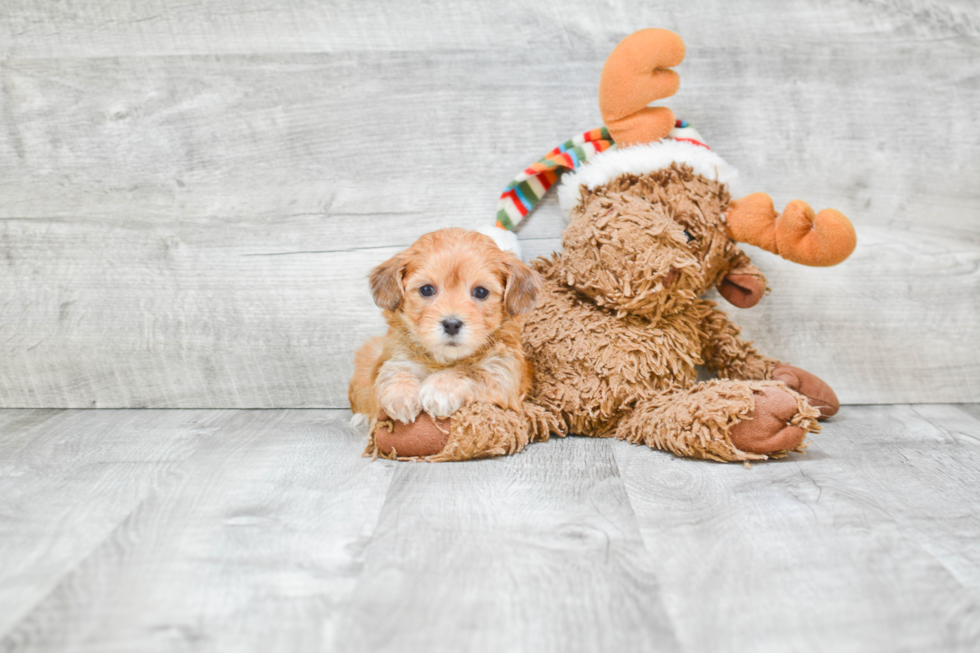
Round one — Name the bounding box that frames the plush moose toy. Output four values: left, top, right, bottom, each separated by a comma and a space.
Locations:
363, 28, 856, 462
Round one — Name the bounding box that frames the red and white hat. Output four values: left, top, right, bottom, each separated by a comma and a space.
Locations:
557, 122, 737, 213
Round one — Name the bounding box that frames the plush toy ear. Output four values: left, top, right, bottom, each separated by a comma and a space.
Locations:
717, 264, 767, 308
504, 256, 541, 316
369, 254, 405, 311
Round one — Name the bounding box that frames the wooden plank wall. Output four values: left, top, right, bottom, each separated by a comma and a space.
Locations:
1, 1, 977, 407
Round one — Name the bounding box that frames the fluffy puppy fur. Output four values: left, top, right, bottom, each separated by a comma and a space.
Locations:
349, 228, 540, 426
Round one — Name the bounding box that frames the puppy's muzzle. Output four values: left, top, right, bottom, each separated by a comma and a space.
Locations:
441, 317, 463, 337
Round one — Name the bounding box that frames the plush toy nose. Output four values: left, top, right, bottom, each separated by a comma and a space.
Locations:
441, 318, 463, 336
661, 267, 680, 288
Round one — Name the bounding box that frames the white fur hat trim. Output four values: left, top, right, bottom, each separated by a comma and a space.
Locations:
557, 138, 738, 214
476, 224, 522, 259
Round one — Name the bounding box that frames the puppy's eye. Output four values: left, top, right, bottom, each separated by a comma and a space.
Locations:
419, 285, 435, 297
472, 286, 489, 300
683, 229, 694, 243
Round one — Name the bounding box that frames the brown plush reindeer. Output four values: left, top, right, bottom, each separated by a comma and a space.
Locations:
363, 28, 856, 462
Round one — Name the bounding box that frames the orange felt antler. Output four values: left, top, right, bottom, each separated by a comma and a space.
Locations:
599, 29, 686, 147
726, 193, 857, 267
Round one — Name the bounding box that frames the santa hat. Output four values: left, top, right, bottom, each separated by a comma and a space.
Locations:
480, 121, 736, 257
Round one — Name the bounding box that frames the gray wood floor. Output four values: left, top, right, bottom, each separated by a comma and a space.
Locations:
1, 406, 978, 652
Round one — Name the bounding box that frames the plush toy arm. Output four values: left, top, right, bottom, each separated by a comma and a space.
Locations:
698, 301, 779, 381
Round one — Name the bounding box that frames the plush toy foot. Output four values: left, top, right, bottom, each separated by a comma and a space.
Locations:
729, 386, 815, 454
618, 379, 819, 462
771, 364, 840, 419
372, 410, 450, 459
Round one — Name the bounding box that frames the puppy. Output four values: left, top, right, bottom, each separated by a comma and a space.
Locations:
349, 228, 540, 426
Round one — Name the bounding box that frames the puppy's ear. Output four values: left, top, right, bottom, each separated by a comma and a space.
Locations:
504, 256, 540, 316
370, 254, 405, 311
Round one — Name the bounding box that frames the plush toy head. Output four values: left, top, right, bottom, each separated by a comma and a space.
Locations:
551, 28, 855, 319
487, 29, 855, 319
560, 162, 767, 320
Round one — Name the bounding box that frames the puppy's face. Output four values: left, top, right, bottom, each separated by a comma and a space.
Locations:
370, 228, 539, 363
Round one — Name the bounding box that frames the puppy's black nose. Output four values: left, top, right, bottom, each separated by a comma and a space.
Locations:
441, 318, 463, 336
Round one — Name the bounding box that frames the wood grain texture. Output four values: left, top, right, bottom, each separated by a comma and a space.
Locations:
0, 408, 61, 435
0, 217, 396, 408
1, 0, 977, 57
614, 404, 980, 653
334, 436, 678, 653
0, 409, 393, 652
957, 402, 980, 423
1, 223, 975, 407
1, 32, 977, 235
0, 406, 978, 651
0, 410, 242, 637
0, 0, 978, 407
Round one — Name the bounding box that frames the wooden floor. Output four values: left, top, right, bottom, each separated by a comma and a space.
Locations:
1, 406, 978, 652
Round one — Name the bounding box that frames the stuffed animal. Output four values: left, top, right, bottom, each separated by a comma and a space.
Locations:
363, 28, 856, 463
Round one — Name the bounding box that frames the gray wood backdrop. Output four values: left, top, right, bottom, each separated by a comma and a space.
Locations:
1, 0, 977, 408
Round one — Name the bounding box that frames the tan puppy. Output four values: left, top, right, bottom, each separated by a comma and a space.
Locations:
349, 228, 540, 426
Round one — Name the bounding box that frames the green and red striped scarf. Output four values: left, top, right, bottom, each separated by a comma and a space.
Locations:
495, 127, 613, 230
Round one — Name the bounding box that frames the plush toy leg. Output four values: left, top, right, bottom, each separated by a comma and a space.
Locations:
365, 401, 559, 462
615, 379, 821, 462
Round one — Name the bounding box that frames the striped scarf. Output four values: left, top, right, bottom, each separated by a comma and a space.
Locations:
495, 121, 704, 231
495, 127, 613, 230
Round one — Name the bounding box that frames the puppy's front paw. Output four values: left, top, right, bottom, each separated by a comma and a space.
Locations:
380, 385, 422, 424
419, 373, 471, 419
